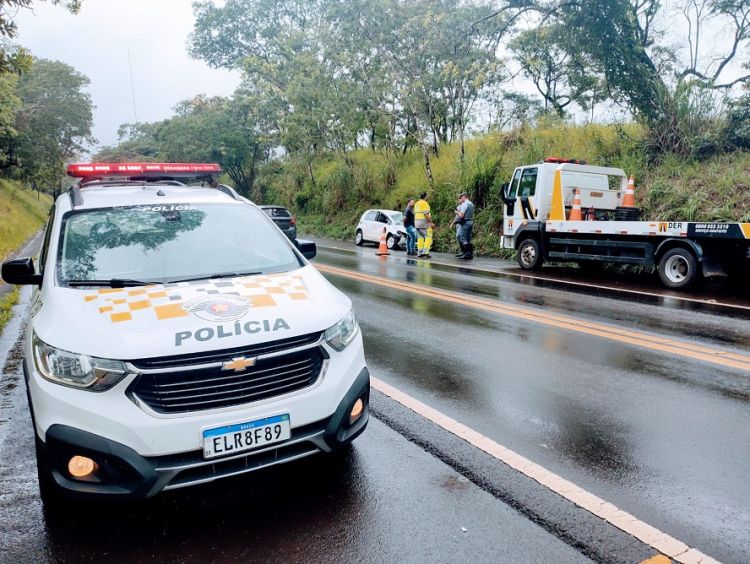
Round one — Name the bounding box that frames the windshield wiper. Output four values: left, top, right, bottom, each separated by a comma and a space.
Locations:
68, 278, 154, 288
167, 271, 263, 284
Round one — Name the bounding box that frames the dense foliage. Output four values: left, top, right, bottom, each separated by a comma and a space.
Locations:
0, 2, 93, 190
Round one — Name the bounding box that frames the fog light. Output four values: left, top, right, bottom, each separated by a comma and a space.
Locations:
349, 398, 364, 424
68, 455, 97, 479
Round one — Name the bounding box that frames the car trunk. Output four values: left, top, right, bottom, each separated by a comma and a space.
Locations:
263, 207, 293, 230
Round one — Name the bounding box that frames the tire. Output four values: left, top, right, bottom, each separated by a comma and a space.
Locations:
658, 247, 699, 289
517, 238, 543, 270
355, 230, 364, 246
386, 234, 396, 250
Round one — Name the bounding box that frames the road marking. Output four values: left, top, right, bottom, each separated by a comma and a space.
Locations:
316, 242, 750, 312
317, 263, 750, 373
371, 376, 719, 564
641, 556, 672, 564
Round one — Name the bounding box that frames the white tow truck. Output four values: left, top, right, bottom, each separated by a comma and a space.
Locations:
501, 157, 750, 289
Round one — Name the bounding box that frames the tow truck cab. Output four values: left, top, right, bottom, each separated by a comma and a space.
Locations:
501, 159, 628, 249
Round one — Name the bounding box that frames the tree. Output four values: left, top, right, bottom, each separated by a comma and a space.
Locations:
93, 122, 162, 162
157, 95, 267, 199
508, 0, 750, 154
1, 58, 94, 185
190, 0, 509, 182
510, 25, 604, 117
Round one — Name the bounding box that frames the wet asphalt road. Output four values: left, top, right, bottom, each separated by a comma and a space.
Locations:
1, 234, 749, 562
0, 287, 595, 563
310, 239, 750, 563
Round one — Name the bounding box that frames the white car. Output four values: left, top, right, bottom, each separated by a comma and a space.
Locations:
1, 162, 369, 505
355, 209, 407, 250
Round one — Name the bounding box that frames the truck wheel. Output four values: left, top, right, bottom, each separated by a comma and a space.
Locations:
355, 230, 364, 246
658, 248, 698, 289
517, 238, 543, 270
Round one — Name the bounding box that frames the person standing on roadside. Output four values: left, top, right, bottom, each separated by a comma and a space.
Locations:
403, 198, 417, 256
449, 196, 463, 257
414, 191, 435, 258
455, 192, 474, 260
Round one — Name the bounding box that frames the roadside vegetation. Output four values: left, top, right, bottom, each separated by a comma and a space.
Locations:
0, 179, 52, 262
0, 179, 50, 334
0, 286, 19, 335
1, 1, 748, 259
256, 121, 750, 255
91, 0, 749, 255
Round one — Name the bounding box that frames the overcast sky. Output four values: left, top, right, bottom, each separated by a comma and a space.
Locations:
15, 0, 242, 150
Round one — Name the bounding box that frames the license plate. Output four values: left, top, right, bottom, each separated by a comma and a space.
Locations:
202, 414, 291, 459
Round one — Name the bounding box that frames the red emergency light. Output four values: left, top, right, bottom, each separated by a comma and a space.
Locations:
544, 157, 588, 164
66, 162, 222, 178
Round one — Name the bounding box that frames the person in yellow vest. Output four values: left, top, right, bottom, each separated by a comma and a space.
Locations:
414, 191, 435, 258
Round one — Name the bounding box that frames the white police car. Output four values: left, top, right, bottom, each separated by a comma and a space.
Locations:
1, 163, 369, 504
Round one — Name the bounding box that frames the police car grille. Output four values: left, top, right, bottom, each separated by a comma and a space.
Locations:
129, 332, 323, 369
132, 349, 325, 413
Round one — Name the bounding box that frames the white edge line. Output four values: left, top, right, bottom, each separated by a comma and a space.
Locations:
371, 376, 722, 564
315, 242, 750, 313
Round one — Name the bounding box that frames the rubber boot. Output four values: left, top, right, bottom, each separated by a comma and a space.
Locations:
460, 244, 473, 260
455, 243, 466, 258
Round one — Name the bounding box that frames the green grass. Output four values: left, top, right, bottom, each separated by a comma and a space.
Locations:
254, 122, 749, 255
0, 180, 53, 262
0, 286, 19, 336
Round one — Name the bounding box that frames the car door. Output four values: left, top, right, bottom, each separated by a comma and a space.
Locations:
362, 210, 378, 241
373, 212, 389, 239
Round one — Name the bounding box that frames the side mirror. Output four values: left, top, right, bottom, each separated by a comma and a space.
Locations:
296, 240, 317, 260
2, 257, 43, 286
501, 182, 510, 201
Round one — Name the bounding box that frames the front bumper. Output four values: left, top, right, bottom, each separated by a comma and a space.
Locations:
35, 366, 370, 500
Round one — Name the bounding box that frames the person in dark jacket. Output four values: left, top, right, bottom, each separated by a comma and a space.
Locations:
403, 198, 417, 255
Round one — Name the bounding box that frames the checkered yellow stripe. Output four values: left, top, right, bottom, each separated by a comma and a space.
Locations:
83, 274, 308, 323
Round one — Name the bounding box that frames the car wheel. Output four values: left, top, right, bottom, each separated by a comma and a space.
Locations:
658, 247, 698, 289
517, 238, 543, 270
386, 234, 396, 250
355, 230, 364, 246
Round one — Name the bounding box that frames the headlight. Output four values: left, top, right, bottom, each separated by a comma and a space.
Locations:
325, 310, 359, 351
32, 334, 127, 391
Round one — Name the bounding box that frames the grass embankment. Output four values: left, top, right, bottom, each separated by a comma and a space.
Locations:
256, 120, 750, 255
0, 180, 51, 334
0, 180, 52, 262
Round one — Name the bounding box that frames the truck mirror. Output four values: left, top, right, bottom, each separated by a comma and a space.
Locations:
2, 257, 43, 286
501, 183, 510, 202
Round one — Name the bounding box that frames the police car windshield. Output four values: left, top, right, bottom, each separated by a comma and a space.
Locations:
57, 204, 302, 286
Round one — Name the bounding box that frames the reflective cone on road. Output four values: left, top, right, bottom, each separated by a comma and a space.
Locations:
376, 227, 390, 256
621, 176, 637, 208
568, 188, 583, 221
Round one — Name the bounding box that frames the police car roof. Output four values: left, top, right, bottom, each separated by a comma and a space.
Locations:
57, 183, 242, 212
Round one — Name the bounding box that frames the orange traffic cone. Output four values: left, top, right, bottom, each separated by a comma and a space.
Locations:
375, 227, 390, 256
621, 176, 636, 208
568, 188, 583, 220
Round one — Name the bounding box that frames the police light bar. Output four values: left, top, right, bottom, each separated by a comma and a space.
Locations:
67, 163, 222, 178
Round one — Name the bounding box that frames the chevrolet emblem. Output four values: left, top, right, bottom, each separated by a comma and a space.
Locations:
222, 356, 257, 372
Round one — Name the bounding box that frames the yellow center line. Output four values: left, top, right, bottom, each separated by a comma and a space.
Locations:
317, 263, 750, 373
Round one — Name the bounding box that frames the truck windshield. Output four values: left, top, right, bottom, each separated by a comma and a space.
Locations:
57, 204, 302, 286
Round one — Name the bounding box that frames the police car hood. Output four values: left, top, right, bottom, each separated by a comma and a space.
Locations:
34, 266, 351, 360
